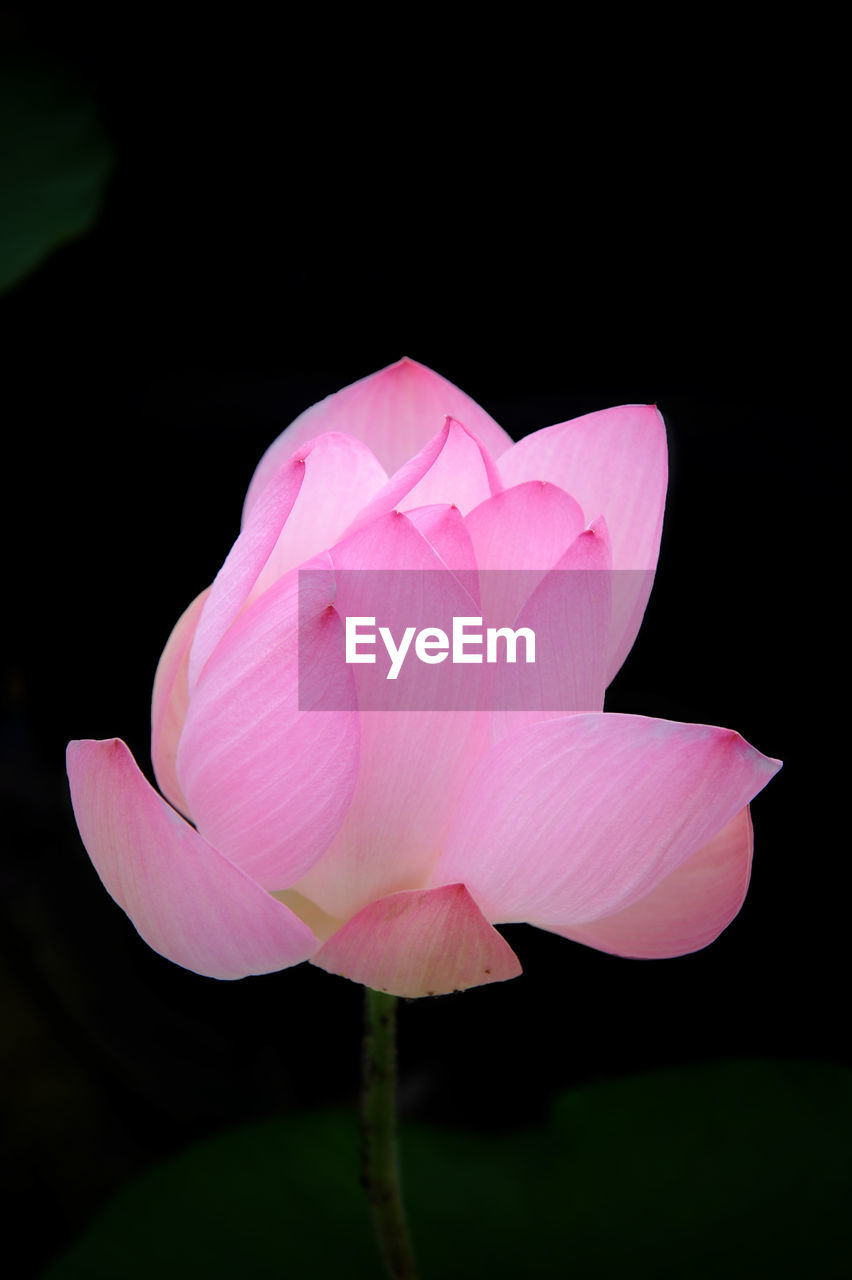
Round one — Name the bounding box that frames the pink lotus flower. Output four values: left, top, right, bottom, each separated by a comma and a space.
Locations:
67, 359, 780, 997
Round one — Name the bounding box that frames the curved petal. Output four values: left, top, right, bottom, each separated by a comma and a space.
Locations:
405, 503, 479, 579
497, 404, 667, 571
243, 357, 512, 513
187, 448, 306, 694
150, 587, 210, 818
247, 433, 387, 601
66, 739, 318, 979
465, 481, 586, 572
345, 417, 503, 534
394, 417, 503, 514
311, 884, 521, 998
189, 433, 387, 694
490, 521, 612, 743
542, 807, 754, 958
177, 568, 360, 891
293, 511, 489, 919
432, 714, 781, 926
497, 405, 666, 679
464, 481, 588, 634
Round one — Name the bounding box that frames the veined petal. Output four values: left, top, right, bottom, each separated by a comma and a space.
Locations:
497, 405, 667, 572
543, 807, 754, 958
497, 405, 666, 678
396, 417, 503, 514
464, 481, 588, 630
247, 433, 387, 600
490, 522, 612, 743
293, 511, 489, 919
177, 568, 359, 891
346, 417, 502, 534
243, 357, 512, 510
188, 434, 386, 694
433, 714, 781, 926
150, 586, 210, 818
187, 450, 305, 694
405, 503, 479, 579
66, 739, 318, 979
311, 884, 521, 998
465, 481, 586, 572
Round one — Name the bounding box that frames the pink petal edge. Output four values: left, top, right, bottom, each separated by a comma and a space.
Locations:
243, 357, 513, 508
150, 586, 210, 818
433, 713, 781, 927
543, 806, 754, 958
311, 883, 522, 998
67, 739, 318, 979
177, 567, 360, 891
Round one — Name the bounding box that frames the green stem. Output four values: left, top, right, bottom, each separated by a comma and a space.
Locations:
360, 988, 419, 1280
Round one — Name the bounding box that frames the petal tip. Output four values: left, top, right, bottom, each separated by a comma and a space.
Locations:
312, 883, 522, 998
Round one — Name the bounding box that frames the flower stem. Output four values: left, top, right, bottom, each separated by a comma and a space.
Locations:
360, 988, 419, 1280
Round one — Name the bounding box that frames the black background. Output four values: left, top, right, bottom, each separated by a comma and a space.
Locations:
1, 11, 836, 1277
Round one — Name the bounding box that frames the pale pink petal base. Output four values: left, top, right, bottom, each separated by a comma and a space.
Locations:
543, 807, 754, 958
311, 883, 522, 997
67, 739, 318, 979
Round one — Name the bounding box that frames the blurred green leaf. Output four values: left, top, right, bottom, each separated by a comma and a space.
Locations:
0, 39, 112, 294
41, 1060, 851, 1279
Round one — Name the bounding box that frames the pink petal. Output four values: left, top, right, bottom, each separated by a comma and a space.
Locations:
405, 503, 479, 579
187, 449, 306, 694
497, 404, 667, 570
497, 405, 667, 679
464, 481, 587, 627
311, 883, 521, 997
395, 417, 503, 514
247, 433, 387, 601
177, 568, 360, 891
188, 434, 386, 694
243, 357, 512, 511
345, 417, 503, 534
150, 587, 210, 818
432, 714, 781, 926
66, 739, 318, 979
490, 522, 612, 742
465, 481, 586, 571
543, 807, 754, 958
293, 512, 489, 919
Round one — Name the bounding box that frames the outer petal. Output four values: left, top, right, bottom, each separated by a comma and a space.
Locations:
150, 586, 210, 818
243, 357, 512, 511
66, 739, 318, 979
189, 433, 386, 694
432, 714, 781, 926
311, 884, 521, 997
497, 405, 666, 679
543, 807, 754, 958
177, 567, 359, 891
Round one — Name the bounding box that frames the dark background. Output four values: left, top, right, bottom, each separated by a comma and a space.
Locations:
1, 11, 835, 1277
